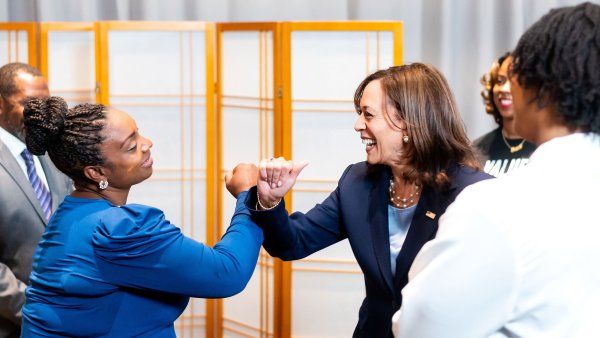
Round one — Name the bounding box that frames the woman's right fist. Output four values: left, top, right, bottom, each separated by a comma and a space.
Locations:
225, 163, 258, 198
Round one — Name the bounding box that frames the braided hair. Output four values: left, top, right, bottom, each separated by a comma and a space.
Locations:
511, 2, 600, 133
23, 97, 107, 184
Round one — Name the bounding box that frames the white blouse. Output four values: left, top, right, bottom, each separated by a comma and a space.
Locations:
393, 133, 600, 338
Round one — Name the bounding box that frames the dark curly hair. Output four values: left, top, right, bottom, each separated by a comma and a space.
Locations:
511, 2, 600, 133
480, 52, 510, 126
23, 97, 107, 184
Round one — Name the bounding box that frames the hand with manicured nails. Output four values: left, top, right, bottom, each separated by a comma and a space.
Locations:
257, 157, 309, 208
225, 163, 258, 198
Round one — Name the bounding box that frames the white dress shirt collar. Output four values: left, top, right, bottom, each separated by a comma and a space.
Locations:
0, 126, 26, 159
0, 126, 51, 189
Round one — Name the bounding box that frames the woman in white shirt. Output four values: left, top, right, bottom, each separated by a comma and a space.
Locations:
393, 3, 600, 337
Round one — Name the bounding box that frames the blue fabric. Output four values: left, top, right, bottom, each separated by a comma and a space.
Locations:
387, 204, 416, 275
20, 149, 52, 220
21, 191, 262, 337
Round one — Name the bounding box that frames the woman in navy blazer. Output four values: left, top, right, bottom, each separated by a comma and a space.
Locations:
234, 63, 492, 337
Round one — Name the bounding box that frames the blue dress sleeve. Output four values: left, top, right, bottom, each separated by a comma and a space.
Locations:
92, 191, 263, 298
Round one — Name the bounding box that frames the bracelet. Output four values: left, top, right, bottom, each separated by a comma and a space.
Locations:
256, 190, 281, 210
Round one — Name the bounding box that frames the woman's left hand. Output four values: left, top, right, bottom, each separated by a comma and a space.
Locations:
257, 157, 309, 207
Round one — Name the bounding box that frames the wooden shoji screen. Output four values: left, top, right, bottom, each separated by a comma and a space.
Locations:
217, 21, 402, 338
216, 22, 282, 338
280, 21, 402, 338
95, 21, 217, 338
8, 19, 402, 338
0, 22, 37, 67
39, 22, 96, 105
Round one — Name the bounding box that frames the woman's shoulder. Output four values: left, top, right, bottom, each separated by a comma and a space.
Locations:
94, 203, 173, 239
342, 161, 388, 178
449, 163, 494, 189
97, 203, 163, 221
92, 203, 181, 256
337, 161, 387, 184
334, 162, 390, 197
473, 127, 501, 150
117, 203, 164, 218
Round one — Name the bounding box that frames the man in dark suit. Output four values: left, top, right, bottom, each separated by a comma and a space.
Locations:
0, 63, 72, 338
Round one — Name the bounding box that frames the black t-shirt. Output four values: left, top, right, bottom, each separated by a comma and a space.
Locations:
473, 127, 536, 177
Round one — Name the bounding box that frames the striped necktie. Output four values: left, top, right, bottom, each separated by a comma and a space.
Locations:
20, 149, 53, 221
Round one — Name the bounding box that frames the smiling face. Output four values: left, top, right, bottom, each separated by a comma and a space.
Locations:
492, 56, 514, 121
354, 80, 406, 166
97, 109, 154, 189
0, 72, 49, 141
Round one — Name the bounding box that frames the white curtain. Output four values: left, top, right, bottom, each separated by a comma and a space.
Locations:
1, 0, 596, 138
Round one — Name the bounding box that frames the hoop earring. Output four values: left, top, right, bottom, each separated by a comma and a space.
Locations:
99, 180, 108, 190
403, 135, 409, 143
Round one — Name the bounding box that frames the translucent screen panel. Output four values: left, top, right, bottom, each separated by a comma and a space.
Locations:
220, 30, 274, 337
47, 31, 95, 105
0, 30, 29, 66
290, 30, 396, 337
107, 30, 207, 338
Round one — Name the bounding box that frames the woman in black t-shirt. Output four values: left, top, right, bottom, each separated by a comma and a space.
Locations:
473, 53, 536, 177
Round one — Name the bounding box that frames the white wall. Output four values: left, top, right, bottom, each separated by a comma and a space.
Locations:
3, 0, 597, 138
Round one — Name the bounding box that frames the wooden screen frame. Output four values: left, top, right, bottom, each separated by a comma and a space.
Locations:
279, 21, 403, 338
216, 22, 282, 338
24, 19, 402, 338
0, 22, 38, 67
95, 21, 217, 338
39, 22, 96, 104
216, 20, 402, 338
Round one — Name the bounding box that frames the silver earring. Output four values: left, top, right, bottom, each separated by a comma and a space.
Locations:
99, 180, 108, 190
403, 135, 409, 143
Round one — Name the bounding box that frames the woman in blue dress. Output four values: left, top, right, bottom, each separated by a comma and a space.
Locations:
20, 97, 262, 337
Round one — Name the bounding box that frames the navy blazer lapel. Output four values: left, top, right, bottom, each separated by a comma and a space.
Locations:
0, 140, 47, 223
368, 167, 394, 294
393, 184, 442, 293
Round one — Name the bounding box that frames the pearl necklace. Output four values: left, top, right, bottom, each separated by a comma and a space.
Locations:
389, 179, 421, 209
